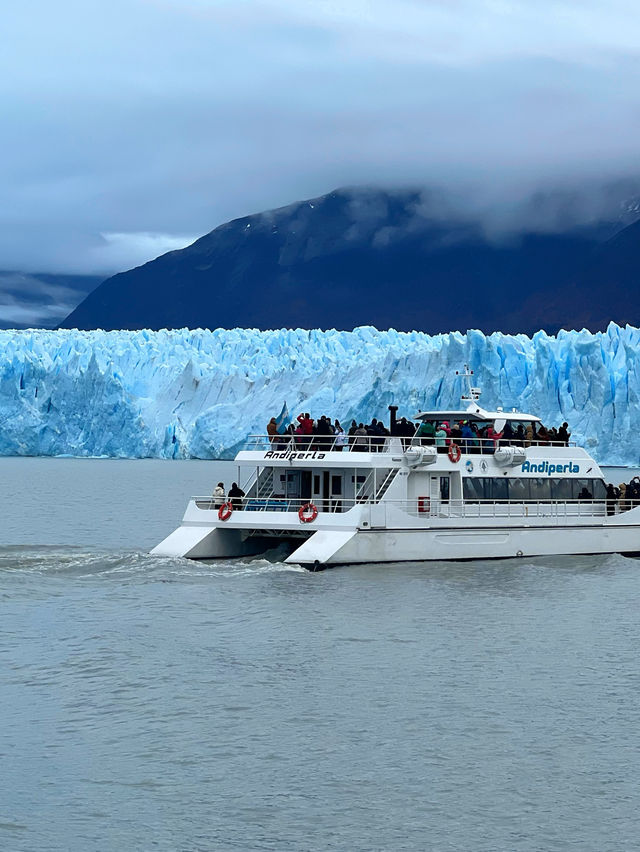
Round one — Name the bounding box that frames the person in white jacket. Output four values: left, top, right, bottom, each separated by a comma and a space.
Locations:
212, 482, 225, 507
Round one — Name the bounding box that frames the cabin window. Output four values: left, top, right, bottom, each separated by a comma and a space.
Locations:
463, 478, 486, 502
491, 478, 509, 502
331, 475, 342, 495
313, 475, 321, 493
527, 478, 550, 502
550, 478, 572, 501
508, 478, 529, 501
463, 476, 606, 503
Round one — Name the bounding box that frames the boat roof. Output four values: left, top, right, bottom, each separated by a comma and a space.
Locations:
413, 404, 541, 424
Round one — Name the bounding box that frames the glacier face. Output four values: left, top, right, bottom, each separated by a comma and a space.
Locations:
1, 324, 639, 464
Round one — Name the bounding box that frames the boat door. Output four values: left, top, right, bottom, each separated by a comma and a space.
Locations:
285, 471, 312, 507
311, 472, 328, 512
430, 474, 450, 516
311, 472, 344, 512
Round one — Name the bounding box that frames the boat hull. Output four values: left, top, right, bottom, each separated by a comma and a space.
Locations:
284, 522, 640, 566
152, 515, 640, 565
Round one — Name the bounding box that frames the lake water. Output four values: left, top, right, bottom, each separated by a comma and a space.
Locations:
2, 458, 640, 851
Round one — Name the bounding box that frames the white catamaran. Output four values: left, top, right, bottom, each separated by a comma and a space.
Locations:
152, 368, 640, 569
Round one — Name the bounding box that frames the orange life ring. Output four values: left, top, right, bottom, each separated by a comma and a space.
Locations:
448, 442, 461, 463
417, 496, 430, 514
298, 502, 318, 523
218, 501, 233, 521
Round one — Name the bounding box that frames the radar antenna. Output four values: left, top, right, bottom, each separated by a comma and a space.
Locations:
456, 365, 482, 403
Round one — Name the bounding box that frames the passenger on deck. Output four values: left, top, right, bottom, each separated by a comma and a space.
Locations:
267, 417, 278, 445
619, 483, 629, 512
353, 423, 369, 451
537, 425, 550, 445
228, 482, 246, 510
212, 482, 225, 508
524, 423, 534, 447
348, 419, 358, 449
397, 417, 415, 450
502, 421, 514, 444
606, 483, 618, 515
460, 421, 474, 452
296, 412, 314, 448
449, 422, 462, 445
628, 477, 640, 508
334, 420, 348, 451
486, 424, 502, 453
367, 418, 384, 452
558, 422, 571, 446
415, 420, 435, 445
435, 424, 447, 453
314, 415, 333, 450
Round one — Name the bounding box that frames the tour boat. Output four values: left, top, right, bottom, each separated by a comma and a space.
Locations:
152, 368, 640, 569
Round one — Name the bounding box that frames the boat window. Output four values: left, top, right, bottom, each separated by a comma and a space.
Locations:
508, 478, 529, 501
491, 478, 508, 502
571, 479, 606, 500
463, 476, 606, 503
550, 478, 572, 501
331, 475, 342, 495
527, 478, 551, 502
313, 475, 321, 493
463, 477, 486, 503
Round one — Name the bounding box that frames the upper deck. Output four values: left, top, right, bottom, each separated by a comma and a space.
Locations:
235, 433, 595, 475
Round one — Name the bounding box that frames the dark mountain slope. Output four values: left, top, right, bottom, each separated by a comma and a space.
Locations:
60, 188, 640, 335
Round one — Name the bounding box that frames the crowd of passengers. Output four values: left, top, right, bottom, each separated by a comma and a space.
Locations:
607, 478, 640, 515
266, 413, 572, 453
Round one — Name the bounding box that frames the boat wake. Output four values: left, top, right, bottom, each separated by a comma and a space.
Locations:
0, 544, 304, 580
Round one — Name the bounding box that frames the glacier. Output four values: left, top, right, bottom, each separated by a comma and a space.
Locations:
1, 324, 639, 465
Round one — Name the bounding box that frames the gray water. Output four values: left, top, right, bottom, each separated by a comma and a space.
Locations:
2, 458, 640, 851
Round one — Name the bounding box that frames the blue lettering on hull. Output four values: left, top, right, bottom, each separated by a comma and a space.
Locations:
521, 460, 579, 475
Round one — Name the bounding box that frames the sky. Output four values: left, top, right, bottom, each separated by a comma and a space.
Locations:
2, 0, 640, 286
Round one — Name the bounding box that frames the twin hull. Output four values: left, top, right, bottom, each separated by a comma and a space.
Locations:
151, 500, 640, 566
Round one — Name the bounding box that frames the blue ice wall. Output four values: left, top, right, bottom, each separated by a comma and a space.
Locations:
1, 325, 639, 463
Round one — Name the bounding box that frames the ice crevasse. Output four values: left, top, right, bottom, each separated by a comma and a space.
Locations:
1, 324, 639, 464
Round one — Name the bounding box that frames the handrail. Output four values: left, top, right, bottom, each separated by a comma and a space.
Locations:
193, 495, 612, 518
242, 434, 576, 453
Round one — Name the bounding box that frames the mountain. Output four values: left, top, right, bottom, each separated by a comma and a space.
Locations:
59, 187, 640, 335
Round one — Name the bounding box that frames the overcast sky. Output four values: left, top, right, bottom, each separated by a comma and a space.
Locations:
2, 0, 640, 276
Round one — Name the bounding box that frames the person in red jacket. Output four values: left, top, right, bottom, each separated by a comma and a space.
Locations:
296, 412, 314, 448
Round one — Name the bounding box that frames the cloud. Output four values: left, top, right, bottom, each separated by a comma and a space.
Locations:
0, 273, 85, 327
88, 232, 198, 273
2, 0, 640, 274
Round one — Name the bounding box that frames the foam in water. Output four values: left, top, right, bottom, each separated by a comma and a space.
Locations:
1, 324, 639, 464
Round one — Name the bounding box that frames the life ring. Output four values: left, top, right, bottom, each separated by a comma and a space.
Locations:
218, 501, 233, 521
448, 442, 461, 463
298, 502, 318, 523
417, 496, 430, 514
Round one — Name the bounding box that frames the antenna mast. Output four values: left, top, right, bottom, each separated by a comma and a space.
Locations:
456, 365, 482, 403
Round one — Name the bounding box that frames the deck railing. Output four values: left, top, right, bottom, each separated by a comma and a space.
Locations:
242, 434, 575, 454
194, 496, 612, 519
